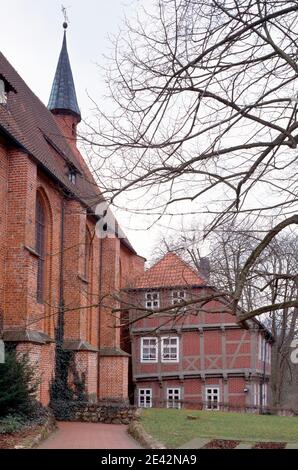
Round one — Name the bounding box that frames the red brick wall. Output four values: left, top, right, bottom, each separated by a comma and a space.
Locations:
0, 127, 143, 405
73, 351, 98, 401
99, 356, 129, 400
16, 342, 55, 405
0, 140, 8, 323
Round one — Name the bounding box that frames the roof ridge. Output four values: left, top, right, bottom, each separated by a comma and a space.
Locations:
131, 251, 206, 289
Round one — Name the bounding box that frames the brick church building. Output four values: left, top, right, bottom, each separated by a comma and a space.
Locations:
0, 25, 144, 405
126, 253, 273, 411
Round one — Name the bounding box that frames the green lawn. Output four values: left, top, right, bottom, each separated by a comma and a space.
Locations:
141, 408, 298, 448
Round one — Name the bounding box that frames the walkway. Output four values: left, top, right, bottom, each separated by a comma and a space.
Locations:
38, 422, 141, 449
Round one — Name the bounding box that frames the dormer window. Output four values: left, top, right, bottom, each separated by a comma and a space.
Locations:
0, 79, 7, 105
68, 168, 77, 185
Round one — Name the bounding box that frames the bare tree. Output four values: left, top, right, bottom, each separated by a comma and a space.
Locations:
152, 225, 298, 408
83, 0, 298, 322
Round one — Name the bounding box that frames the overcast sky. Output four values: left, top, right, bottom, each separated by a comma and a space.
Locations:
1, 0, 136, 113
1, 0, 166, 259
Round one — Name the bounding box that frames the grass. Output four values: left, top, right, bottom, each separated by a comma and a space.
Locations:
140, 408, 298, 448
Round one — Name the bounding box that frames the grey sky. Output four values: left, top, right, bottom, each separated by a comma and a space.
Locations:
1, 0, 164, 259
1, 0, 134, 113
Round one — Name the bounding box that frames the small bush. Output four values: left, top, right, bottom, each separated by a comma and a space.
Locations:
0, 415, 25, 435
0, 348, 39, 417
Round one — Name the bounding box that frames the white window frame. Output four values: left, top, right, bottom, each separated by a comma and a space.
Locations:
259, 335, 267, 361
262, 383, 268, 407
161, 336, 179, 363
167, 388, 181, 409
171, 290, 186, 305
264, 341, 268, 363
138, 389, 152, 408
145, 291, 160, 309
266, 344, 271, 364
205, 387, 220, 410
253, 383, 259, 407
141, 337, 158, 363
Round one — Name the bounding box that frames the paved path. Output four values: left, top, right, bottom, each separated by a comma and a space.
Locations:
38, 422, 141, 449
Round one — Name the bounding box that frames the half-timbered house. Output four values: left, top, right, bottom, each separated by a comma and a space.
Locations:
126, 252, 273, 411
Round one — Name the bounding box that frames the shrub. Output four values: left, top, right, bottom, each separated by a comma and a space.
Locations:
0, 348, 39, 417
0, 415, 25, 435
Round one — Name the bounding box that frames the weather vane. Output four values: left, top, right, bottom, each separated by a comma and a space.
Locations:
61, 4, 69, 29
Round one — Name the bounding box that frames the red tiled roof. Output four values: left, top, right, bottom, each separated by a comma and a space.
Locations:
132, 252, 206, 289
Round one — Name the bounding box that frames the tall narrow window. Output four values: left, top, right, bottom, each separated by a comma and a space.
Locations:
167, 388, 181, 409
35, 194, 46, 303
138, 389, 152, 408
141, 337, 158, 363
84, 229, 91, 280
161, 337, 179, 362
205, 387, 220, 410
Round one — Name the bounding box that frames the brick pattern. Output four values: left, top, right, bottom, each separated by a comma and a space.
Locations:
99, 356, 129, 400
73, 351, 98, 401
16, 342, 55, 405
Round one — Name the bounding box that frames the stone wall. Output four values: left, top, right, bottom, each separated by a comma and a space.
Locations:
53, 401, 140, 424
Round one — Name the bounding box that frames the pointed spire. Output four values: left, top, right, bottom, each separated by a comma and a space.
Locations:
48, 23, 81, 122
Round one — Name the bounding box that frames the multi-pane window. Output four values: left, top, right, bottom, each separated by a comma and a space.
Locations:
161, 337, 179, 362
266, 344, 271, 364
141, 337, 158, 362
205, 387, 220, 410
253, 383, 259, 407
167, 388, 181, 409
259, 335, 269, 362
35, 194, 46, 303
172, 290, 186, 305
138, 389, 152, 408
262, 383, 268, 407
145, 291, 160, 309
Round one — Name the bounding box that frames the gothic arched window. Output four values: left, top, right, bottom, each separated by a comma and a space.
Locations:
35, 193, 46, 303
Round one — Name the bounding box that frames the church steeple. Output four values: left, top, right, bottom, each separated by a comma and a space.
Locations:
48, 23, 81, 123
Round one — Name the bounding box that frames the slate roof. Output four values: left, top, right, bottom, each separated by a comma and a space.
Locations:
131, 252, 207, 289
48, 31, 81, 120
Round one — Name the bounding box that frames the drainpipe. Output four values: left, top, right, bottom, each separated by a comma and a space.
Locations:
97, 237, 103, 399
260, 337, 267, 413
56, 196, 65, 344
